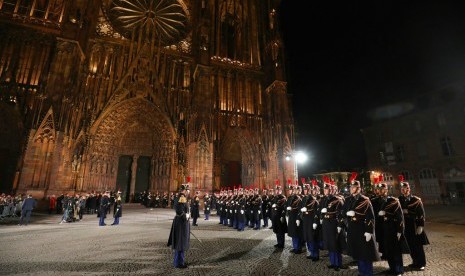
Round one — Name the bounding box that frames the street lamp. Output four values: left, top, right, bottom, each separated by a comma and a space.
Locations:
285, 150, 308, 185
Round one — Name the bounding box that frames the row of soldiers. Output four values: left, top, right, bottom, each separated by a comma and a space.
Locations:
214, 174, 428, 276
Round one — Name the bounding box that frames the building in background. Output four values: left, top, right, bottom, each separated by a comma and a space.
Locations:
0, 0, 295, 201
362, 83, 465, 204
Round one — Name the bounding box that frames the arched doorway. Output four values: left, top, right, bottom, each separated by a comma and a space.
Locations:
87, 98, 175, 200
221, 141, 242, 188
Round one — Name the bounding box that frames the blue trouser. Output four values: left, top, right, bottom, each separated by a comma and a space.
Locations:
238, 221, 245, 231
205, 213, 209, 220
357, 260, 373, 276
292, 237, 301, 250
276, 232, 285, 246
173, 250, 185, 267
329, 251, 342, 267
254, 219, 261, 229
112, 217, 120, 225
388, 254, 404, 274
20, 210, 32, 225
306, 241, 319, 258
263, 217, 269, 227
99, 216, 106, 226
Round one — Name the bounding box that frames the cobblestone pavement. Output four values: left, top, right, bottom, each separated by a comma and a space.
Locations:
0, 205, 464, 276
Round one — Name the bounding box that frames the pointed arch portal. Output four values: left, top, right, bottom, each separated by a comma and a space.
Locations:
88, 98, 175, 199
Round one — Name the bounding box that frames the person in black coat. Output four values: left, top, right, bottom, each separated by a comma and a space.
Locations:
272, 186, 287, 249
321, 180, 346, 271
377, 182, 410, 275
299, 183, 320, 261
190, 191, 200, 226
203, 192, 212, 220
98, 192, 110, 226
167, 189, 190, 269
111, 194, 123, 225
343, 177, 380, 276
398, 178, 429, 271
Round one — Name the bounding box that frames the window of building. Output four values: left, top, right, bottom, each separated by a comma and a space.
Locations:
419, 168, 436, 179
440, 136, 455, 156
382, 173, 393, 181
400, 170, 413, 180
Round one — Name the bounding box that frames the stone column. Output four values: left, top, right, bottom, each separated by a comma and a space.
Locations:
129, 154, 139, 202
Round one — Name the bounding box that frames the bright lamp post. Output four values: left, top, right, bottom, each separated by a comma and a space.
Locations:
286, 150, 308, 184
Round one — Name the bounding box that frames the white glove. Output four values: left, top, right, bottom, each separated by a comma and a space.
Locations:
225, 209, 228, 212
416, 226, 423, 235
402, 209, 408, 214
397, 232, 401, 240
320, 219, 323, 224
378, 210, 386, 216
229, 210, 232, 213
321, 208, 327, 213
240, 210, 244, 214
207, 208, 209, 210
296, 220, 300, 226
234, 210, 237, 213
258, 210, 261, 214
364, 232, 372, 242
346, 210, 355, 217
301, 207, 308, 212
280, 217, 285, 223
337, 226, 342, 233
313, 223, 317, 230
286, 206, 291, 211
186, 213, 190, 219
272, 204, 276, 208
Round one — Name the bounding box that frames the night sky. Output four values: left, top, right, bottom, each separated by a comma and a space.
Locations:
278, 1, 465, 176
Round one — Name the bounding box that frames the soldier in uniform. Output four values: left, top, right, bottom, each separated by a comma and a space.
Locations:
377, 181, 410, 275
288, 184, 304, 253
252, 188, 263, 230
261, 189, 269, 228
203, 191, 212, 220
343, 174, 380, 276
398, 175, 429, 271
320, 177, 345, 271
111, 193, 123, 225
272, 185, 287, 248
167, 185, 190, 269
300, 181, 320, 261
370, 176, 385, 257
190, 191, 200, 226
237, 187, 247, 231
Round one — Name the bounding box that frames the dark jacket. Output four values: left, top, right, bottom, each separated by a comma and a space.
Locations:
22, 197, 36, 211
167, 195, 190, 251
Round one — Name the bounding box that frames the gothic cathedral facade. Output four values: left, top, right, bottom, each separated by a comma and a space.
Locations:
0, 0, 295, 200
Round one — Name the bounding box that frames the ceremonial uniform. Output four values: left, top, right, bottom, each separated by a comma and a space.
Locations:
111, 196, 123, 225
299, 183, 320, 261
252, 189, 263, 230
203, 194, 212, 220
321, 182, 345, 270
272, 187, 287, 248
190, 192, 200, 226
399, 178, 429, 271
377, 183, 410, 275
344, 178, 380, 276
287, 186, 304, 253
